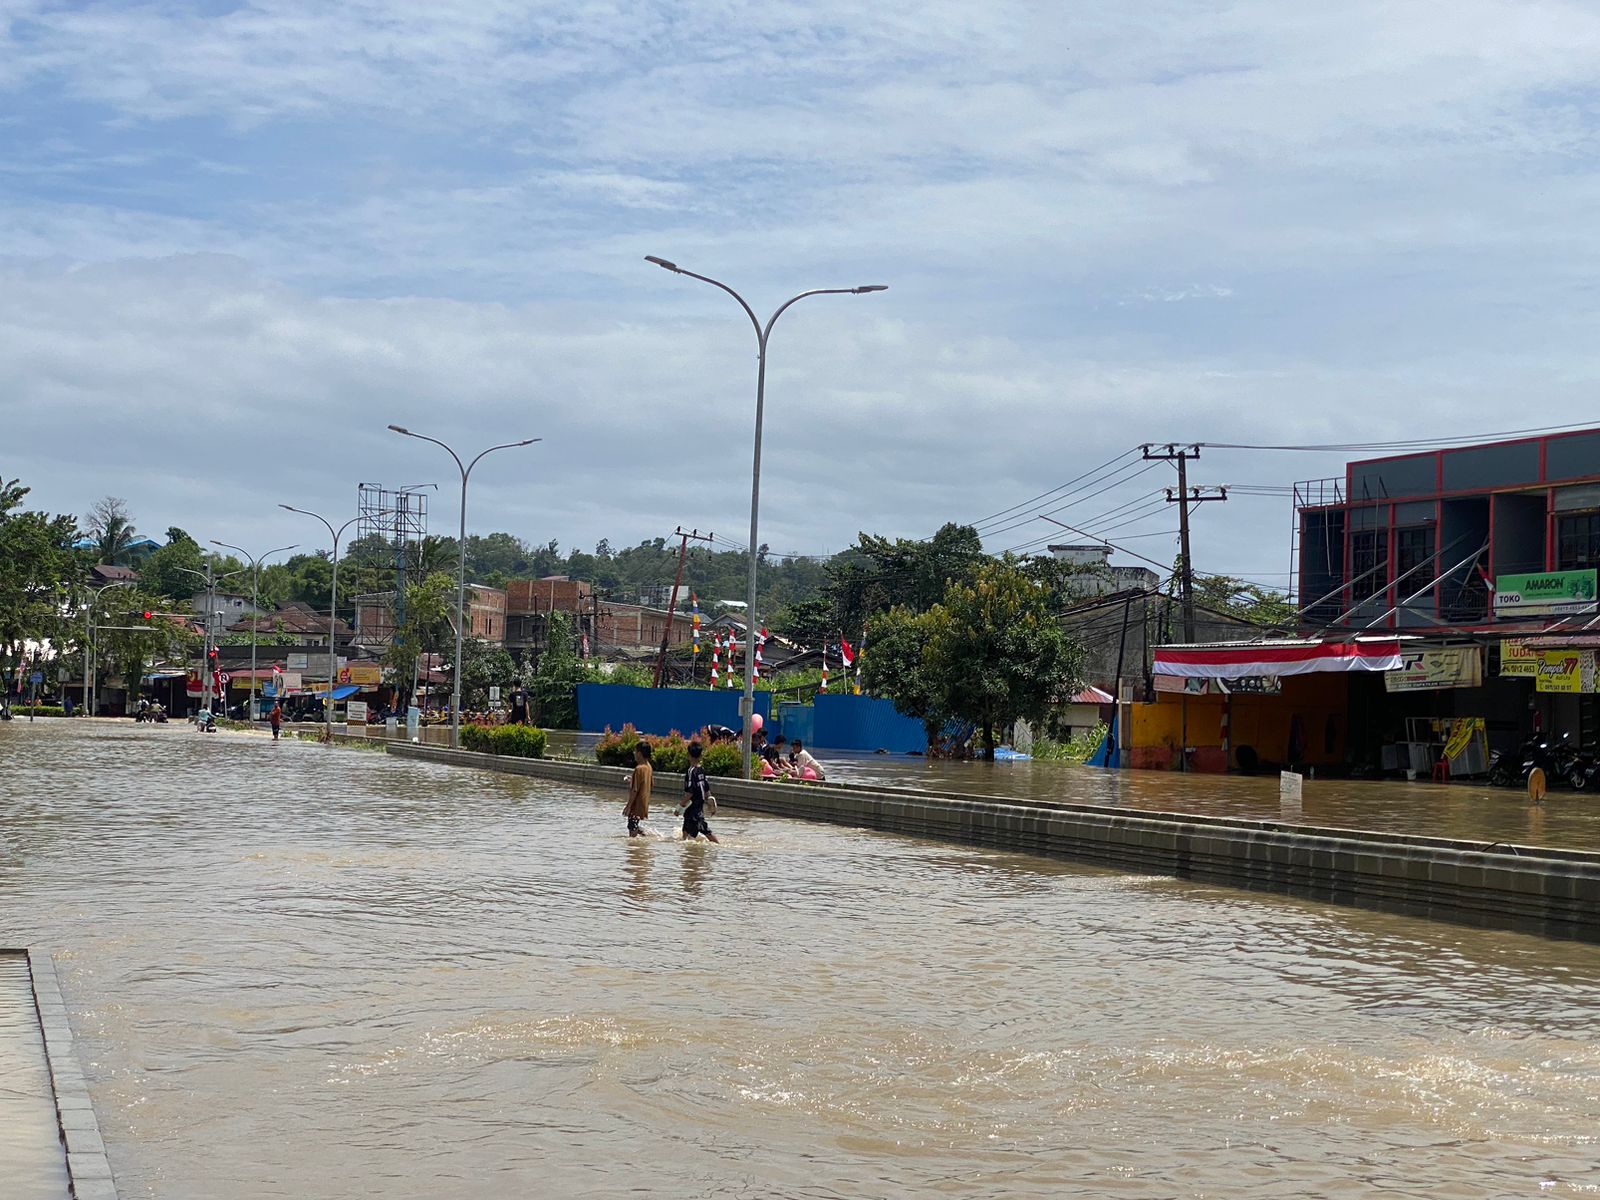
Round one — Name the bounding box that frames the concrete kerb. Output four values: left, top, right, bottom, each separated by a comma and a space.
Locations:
27, 948, 119, 1200
385, 742, 1600, 942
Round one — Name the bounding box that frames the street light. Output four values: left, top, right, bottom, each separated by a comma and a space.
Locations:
82, 579, 134, 717
387, 425, 540, 749
173, 558, 246, 716
645, 255, 886, 777
279, 505, 367, 742
211, 540, 298, 722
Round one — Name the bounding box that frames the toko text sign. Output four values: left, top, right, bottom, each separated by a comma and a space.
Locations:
1494, 570, 1598, 617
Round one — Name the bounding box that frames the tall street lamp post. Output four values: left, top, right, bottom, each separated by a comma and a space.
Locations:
173, 559, 246, 715
280, 506, 366, 742
83, 579, 134, 717
388, 426, 540, 750
211, 540, 298, 722
644, 255, 886, 778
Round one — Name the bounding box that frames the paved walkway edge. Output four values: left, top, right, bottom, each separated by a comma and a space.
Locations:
387, 743, 1600, 943
28, 951, 118, 1200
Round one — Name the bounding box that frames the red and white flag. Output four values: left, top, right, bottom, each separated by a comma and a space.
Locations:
820, 644, 829, 692
838, 637, 854, 668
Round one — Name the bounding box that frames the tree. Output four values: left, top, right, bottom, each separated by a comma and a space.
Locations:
865, 559, 1084, 759
459, 637, 516, 708
860, 606, 944, 741
1192, 574, 1294, 627
85, 496, 139, 565
531, 611, 586, 728
383, 571, 455, 706
139, 533, 205, 602
0, 478, 79, 672
93, 588, 197, 712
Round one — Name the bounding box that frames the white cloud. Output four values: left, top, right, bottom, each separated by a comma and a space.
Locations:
3, 0, 1600, 589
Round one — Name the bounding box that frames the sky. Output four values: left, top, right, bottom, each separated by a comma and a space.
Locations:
5, 0, 1600, 593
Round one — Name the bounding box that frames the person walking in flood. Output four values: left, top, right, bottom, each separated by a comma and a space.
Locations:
269, 702, 283, 741
625, 741, 653, 837
681, 741, 720, 843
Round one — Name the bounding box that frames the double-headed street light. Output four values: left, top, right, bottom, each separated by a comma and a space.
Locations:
211, 540, 298, 721
82, 579, 134, 717
173, 558, 246, 715
644, 255, 886, 778
388, 426, 540, 749
279, 505, 366, 741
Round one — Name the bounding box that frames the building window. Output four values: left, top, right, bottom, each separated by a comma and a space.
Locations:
1350, 530, 1388, 602
1395, 525, 1435, 584
1557, 512, 1600, 571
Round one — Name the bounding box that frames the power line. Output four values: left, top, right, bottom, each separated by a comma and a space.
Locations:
967, 448, 1139, 531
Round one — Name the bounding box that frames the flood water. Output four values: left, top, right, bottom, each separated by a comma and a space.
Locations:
3, 720, 1599, 1198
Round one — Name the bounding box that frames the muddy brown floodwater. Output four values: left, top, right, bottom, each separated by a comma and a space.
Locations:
2, 721, 1598, 1198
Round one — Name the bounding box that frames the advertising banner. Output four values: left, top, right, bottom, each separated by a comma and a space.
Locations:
1499, 639, 1538, 677
337, 664, 381, 687
1535, 649, 1596, 693
1494, 569, 1599, 617
287, 652, 309, 671
1384, 646, 1484, 692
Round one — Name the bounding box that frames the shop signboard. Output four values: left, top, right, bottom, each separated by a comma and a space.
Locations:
1494, 569, 1598, 617
1499, 638, 1538, 677
287, 652, 309, 671
345, 700, 369, 723
280, 671, 302, 693
1219, 675, 1282, 694
1384, 646, 1484, 692
1153, 674, 1212, 695
337, 664, 381, 687
1535, 649, 1596, 693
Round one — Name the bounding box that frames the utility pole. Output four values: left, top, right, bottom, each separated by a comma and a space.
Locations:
654, 527, 714, 688
1142, 444, 1227, 642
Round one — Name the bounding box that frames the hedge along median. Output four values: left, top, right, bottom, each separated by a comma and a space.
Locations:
383, 741, 1600, 944
460, 723, 548, 758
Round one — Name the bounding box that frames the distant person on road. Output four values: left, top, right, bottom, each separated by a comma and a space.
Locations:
625, 741, 653, 837
681, 741, 720, 843
270, 702, 283, 741
508, 687, 529, 725
790, 740, 826, 782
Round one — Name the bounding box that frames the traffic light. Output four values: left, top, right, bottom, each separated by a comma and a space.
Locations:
208, 646, 218, 661
142, 610, 153, 621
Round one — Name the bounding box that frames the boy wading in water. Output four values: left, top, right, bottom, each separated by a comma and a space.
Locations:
681, 741, 720, 843
625, 742, 653, 837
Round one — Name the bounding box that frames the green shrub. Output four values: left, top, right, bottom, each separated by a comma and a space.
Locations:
595, 725, 746, 775
1031, 724, 1107, 764
12, 705, 66, 717
462, 722, 546, 758
699, 740, 744, 778
489, 724, 547, 758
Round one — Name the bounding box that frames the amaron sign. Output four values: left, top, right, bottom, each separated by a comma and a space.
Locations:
1494, 570, 1599, 617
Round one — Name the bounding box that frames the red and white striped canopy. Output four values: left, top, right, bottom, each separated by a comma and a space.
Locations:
1152, 638, 1404, 680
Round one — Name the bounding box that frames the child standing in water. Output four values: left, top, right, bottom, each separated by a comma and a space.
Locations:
681, 741, 720, 843
625, 741, 653, 837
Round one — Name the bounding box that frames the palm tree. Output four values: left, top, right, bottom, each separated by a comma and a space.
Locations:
85, 497, 138, 565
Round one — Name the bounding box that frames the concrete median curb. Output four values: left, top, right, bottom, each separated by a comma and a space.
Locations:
385, 742, 1600, 942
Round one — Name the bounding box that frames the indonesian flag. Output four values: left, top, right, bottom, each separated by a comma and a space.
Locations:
820, 645, 829, 692
1153, 638, 1404, 680
839, 637, 855, 668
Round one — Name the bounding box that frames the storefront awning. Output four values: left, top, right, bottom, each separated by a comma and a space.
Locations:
1522, 633, 1600, 650
1153, 637, 1405, 680
311, 684, 362, 700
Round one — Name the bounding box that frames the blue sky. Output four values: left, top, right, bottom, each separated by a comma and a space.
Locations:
5, 0, 1600, 589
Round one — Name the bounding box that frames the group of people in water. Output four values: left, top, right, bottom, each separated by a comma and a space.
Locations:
624, 739, 720, 843
623, 728, 829, 842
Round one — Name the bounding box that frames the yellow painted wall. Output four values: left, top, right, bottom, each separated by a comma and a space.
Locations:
1129, 674, 1348, 769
